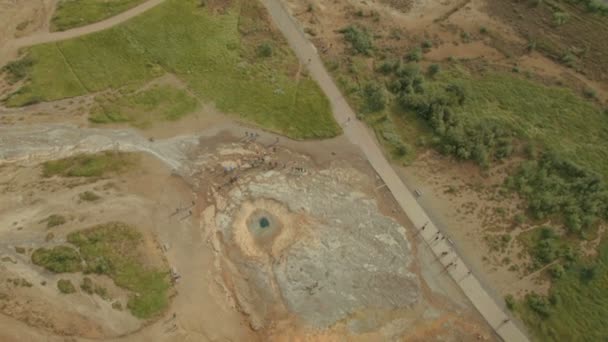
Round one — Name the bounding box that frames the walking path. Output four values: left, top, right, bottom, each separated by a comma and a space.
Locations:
261, 1, 529, 341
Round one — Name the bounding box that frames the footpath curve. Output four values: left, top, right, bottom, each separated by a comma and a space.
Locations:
261, 1, 530, 341
8, 0, 165, 49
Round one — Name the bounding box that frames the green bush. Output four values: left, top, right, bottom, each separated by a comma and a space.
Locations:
428, 64, 440, 77
81, 277, 94, 294
362, 82, 387, 112
505, 294, 516, 310
553, 12, 569, 25
31, 246, 82, 273
340, 25, 374, 55
1, 57, 34, 84
406, 47, 422, 62
526, 292, 552, 318
57, 279, 76, 294
45, 214, 66, 228
79, 191, 101, 202
256, 42, 273, 58
549, 264, 565, 279
506, 153, 608, 234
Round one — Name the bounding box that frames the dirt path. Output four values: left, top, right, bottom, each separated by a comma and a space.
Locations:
0, 0, 165, 66
13, 0, 164, 47
261, 0, 530, 341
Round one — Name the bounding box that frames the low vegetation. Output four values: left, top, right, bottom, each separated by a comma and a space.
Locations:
57, 279, 76, 294
507, 154, 608, 236
42, 152, 136, 178
79, 191, 101, 202
67, 222, 170, 318
0, 57, 34, 84
51, 0, 147, 31
516, 240, 608, 341
44, 214, 67, 228
31, 246, 82, 273
89, 85, 198, 127
340, 25, 374, 55
6, 0, 339, 139
31, 222, 170, 318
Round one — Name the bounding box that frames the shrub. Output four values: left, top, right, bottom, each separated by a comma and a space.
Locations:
549, 264, 565, 279
79, 191, 101, 202
81, 277, 94, 294
421, 40, 433, 50
1, 56, 34, 84
31, 246, 82, 273
561, 52, 577, 68
583, 87, 597, 99
45, 214, 66, 228
580, 265, 596, 282
112, 301, 123, 310
553, 12, 569, 25
376, 60, 398, 74
505, 294, 516, 310
506, 153, 608, 234
362, 82, 387, 112
57, 279, 76, 294
525, 292, 552, 317
428, 64, 440, 77
340, 25, 374, 55
256, 42, 273, 58
406, 47, 422, 62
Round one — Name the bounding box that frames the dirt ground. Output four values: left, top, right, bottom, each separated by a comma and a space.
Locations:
0, 124, 498, 340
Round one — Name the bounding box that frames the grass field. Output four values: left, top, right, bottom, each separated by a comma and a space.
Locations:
90, 85, 198, 127
7, 0, 339, 139
51, 0, 147, 31
42, 152, 137, 178
67, 222, 170, 319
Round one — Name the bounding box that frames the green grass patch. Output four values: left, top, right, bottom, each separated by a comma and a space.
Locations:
32, 246, 82, 273
51, 0, 147, 31
7, 0, 339, 139
89, 85, 198, 127
42, 152, 136, 178
57, 279, 77, 294
67, 222, 170, 319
